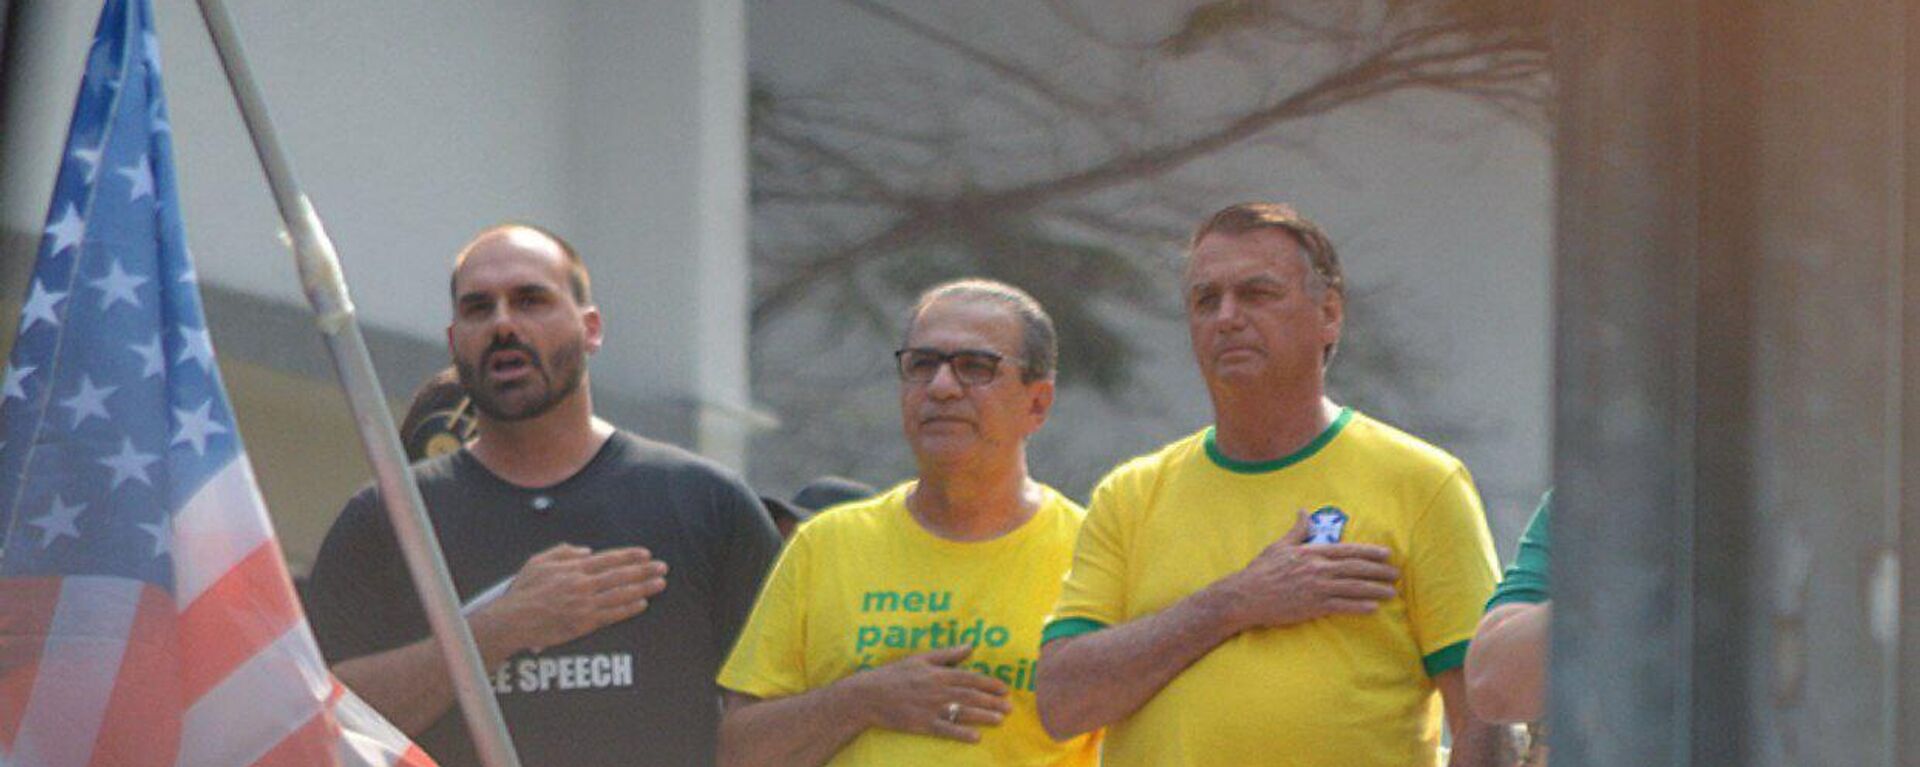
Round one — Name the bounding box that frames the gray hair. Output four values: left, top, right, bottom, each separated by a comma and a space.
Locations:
905, 278, 1057, 383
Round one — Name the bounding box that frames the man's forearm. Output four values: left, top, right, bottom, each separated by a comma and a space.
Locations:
1034, 587, 1241, 740
332, 609, 527, 735
1465, 602, 1550, 724
334, 639, 463, 735
719, 686, 873, 767
1436, 668, 1501, 767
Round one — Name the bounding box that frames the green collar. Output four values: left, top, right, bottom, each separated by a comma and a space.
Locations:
1204, 407, 1354, 474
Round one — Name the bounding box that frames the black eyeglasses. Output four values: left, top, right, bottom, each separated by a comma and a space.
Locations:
894, 347, 1019, 387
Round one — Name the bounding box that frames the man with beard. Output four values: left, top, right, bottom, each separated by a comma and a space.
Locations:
305, 224, 783, 767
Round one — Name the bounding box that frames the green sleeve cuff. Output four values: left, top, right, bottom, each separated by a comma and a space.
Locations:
1485, 587, 1550, 612
1041, 617, 1108, 645
1422, 639, 1471, 677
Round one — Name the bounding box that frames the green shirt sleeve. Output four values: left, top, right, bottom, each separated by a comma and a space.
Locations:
1486, 491, 1553, 611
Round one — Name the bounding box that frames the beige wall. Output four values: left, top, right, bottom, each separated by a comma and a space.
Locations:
220, 359, 386, 576
5, 0, 755, 469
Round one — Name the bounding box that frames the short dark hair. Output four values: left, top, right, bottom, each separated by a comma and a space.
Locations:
449, 223, 592, 305
905, 279, 1057, 383
1189, 203, 1344, 363
1188, 202, 1344, 297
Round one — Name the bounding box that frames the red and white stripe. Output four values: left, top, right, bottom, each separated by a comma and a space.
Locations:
0, 459, 436, 767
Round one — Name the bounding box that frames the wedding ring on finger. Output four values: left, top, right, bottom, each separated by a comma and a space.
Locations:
942, 702, 963, 724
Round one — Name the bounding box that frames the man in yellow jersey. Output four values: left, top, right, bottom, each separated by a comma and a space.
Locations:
717, 279, 1100, 766
1034, 202, 1502, 766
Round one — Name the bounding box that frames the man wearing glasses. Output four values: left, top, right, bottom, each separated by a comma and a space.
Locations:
717, 279, 1100, 766
1034, 203, 1502, 766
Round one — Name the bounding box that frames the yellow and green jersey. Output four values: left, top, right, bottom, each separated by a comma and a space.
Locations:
1045, 408, 1498, 767
719, 483, 1100, 767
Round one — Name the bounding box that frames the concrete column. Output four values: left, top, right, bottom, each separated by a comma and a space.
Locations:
1901, 1, 1920, 755
1904, 2, 1920, 751
562, 0, 763, 470
1554, 1, 1912, 764
1738, 5, 1905, 763
688, 0, 766, 469
1551, 0, 1701, 762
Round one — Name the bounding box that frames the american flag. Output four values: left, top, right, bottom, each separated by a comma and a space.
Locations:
0, 2, 434, 765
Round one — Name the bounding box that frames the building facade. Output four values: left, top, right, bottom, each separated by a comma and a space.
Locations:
0, 0, 761, 572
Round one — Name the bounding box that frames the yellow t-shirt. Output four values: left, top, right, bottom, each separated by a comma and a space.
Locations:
718, 482, 1100, 767
1045, 408, 1498, 767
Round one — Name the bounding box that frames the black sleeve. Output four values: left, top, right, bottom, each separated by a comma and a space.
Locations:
709, 473, 782, 658
305, 486, 419, 664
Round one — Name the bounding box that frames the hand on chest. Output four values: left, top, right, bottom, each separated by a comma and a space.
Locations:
1136, 493, 1407, 607
823, 582, 1045, 693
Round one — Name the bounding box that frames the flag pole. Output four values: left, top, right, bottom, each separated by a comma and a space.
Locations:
188, 3, 522, 766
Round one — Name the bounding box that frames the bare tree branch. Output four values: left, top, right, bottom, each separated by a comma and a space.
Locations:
835, 0, 1117, 117
752, 2, 1545, 329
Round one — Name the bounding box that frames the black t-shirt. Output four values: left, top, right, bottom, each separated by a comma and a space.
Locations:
305, 431, 782, 767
